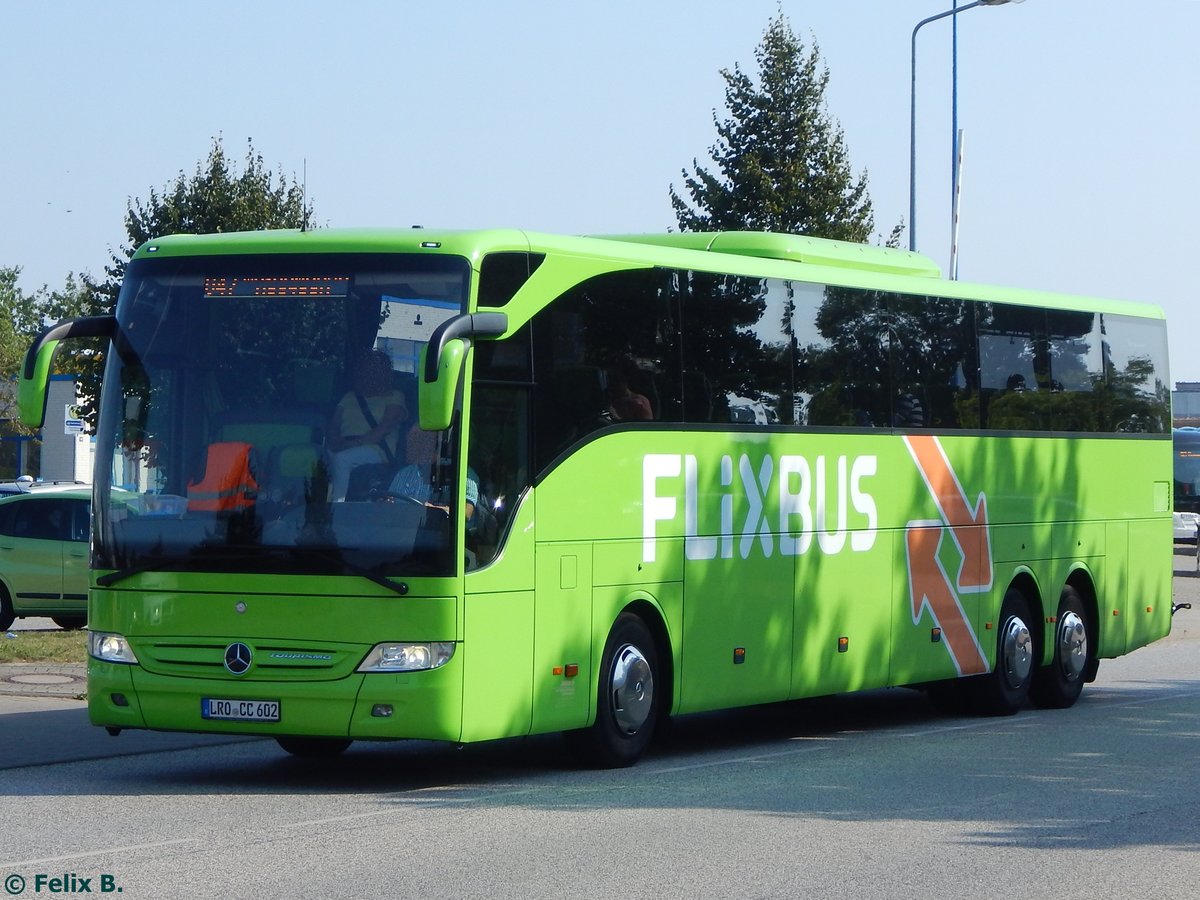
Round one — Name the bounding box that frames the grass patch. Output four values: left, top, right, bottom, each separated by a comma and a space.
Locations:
0, 628, 88, 664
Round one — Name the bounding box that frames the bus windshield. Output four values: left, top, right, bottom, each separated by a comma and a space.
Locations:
1175, 428, 1200, 514
93, 252, 470, 580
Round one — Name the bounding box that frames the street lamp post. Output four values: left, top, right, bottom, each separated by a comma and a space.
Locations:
908, 0, 1022, 256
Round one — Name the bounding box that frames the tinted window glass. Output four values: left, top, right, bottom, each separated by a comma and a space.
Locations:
1099, 313, 1170, 433
681, 273, 794, 425
978, 303, 1048, 431
474, 322, 532, 383
531, 269, 681, 471
794, 281, 889, 427
1046, 309, 1104, 432
478, 253, 545, 308
467, 384, 530, 568
522, 267, 1168, 441
11, 498, 72, 541
889, 293, 976, 429
69, 499, 91, 542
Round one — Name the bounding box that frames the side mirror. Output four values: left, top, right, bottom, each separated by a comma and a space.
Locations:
417, 312, 508, 432
418, 340, 466, 432
19, 316, 116, 428
19, 338, 61, 429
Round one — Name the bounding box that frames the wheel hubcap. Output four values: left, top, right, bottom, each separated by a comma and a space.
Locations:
1000, 614, 1033, 690
609, 643, 654, 735
1056, 611, 1088, 682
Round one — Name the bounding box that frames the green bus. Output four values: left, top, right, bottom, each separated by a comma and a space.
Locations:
20, 228, 1173, 766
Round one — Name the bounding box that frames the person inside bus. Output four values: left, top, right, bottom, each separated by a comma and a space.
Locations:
327, 349, 408, 501
389, 463, 478, 518
388, 461, 498, 566
606, 358, 653, 421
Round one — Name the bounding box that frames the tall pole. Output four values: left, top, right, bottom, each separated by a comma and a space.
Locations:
951, 0, 960, 258
950, 129, 965, 280
910, 3, 981, 252
908, 1, 1019, 254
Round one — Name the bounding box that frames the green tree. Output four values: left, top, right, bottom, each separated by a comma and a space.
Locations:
0, 266, 45, 427
69, 136, 314, 427
670, 11, 878, 243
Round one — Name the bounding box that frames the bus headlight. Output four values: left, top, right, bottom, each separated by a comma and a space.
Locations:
89, 631, 139, 664
357, 642, 455, 672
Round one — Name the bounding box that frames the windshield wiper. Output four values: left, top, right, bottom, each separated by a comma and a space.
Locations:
285, 548, 410, 596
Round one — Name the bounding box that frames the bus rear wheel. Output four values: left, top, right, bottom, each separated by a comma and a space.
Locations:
573, 612, 660, 768
969, 588, 1035, 716
1030, 585, 1091, 709
276, 737, 352, 757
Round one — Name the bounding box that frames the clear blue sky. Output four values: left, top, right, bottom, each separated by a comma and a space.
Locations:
4, 1, 1198, 377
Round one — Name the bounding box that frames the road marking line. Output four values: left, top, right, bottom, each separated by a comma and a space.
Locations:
1, 838, 193, 869
646, 742, 833, 775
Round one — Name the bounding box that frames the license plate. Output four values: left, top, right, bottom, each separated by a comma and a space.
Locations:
201, 697, 280, 722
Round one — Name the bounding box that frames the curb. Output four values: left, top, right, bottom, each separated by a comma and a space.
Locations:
0, 664, 87, 699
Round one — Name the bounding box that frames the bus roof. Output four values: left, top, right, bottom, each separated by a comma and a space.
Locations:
131, 228, 1164, 321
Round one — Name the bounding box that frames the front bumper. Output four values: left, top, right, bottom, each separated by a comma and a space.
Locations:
87, 653, 465, 742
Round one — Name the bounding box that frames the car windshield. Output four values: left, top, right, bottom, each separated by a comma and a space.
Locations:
93, 252, 469, 579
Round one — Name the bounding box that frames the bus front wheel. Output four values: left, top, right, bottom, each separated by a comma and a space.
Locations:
573, 612, 660, 768
1030, 584, 1092, 709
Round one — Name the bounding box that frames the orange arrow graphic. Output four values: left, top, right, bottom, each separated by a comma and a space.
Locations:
905, 523, 989, 675
904, 434, 992, 591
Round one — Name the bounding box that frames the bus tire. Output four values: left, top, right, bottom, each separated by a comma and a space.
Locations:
969, 588, 1035, 716
1029, 584, 1091, 709
276, 737, 352, 757
574, 612, 660, 768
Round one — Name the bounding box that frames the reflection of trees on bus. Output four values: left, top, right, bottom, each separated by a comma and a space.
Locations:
794, 285, 1169, 434
514, 266, 1169, 477
681, 272, 791, 425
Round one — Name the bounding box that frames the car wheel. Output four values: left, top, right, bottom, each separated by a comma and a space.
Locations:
0, 588, 15, 631
51, 616, 86, 631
